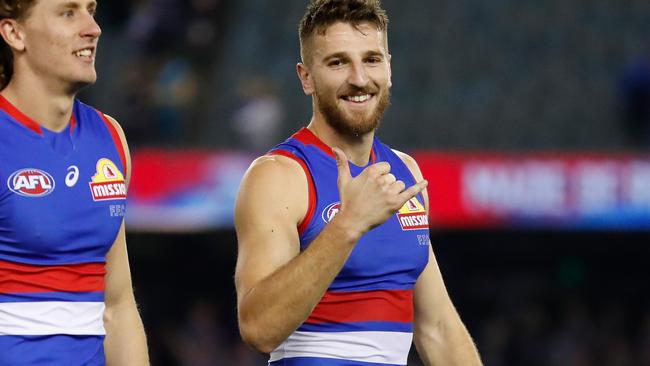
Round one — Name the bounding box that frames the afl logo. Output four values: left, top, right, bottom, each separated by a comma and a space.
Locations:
7, 168, 56, 197
322, 201, 341, 223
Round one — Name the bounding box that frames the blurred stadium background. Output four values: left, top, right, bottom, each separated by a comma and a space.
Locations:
85, 1, 650, 365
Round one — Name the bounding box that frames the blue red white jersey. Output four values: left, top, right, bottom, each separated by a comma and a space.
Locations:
0, 95, 128, 365
268, 128, 430, 366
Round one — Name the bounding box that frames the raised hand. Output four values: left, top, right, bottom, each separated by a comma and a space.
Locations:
332, 147, 428, 235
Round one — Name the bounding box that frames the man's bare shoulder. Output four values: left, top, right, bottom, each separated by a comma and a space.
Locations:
391, 149, 424, 180
237, 153, 309, 223
244, 154, 306, 183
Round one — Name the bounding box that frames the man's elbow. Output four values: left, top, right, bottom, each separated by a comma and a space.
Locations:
238, 316, 281, 354
103, 298, 137, 325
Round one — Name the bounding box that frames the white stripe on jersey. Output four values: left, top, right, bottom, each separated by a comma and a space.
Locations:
270, 331, 413, 365
0, 302, 105, 335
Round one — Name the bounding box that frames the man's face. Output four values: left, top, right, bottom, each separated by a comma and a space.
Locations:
18, 0, 101, 90
303, 21, 391, 137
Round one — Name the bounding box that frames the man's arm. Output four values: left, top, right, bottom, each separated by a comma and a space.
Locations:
235, 148, 427, 353
413, 247, 482, 365
395, 151, 482, 366
104, 222, 149, 365
102, 115, 149, 365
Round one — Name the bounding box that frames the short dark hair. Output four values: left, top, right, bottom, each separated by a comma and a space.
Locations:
0, 0, 38, 89
299, 0, 389, 62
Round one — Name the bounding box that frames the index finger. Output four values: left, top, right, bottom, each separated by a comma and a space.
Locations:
397, 179, 428, 204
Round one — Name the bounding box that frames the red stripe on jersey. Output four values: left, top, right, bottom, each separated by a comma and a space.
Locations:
98, 111, 128, 177
0, 94, 43, 135
69, 112, 77, 133
0, 95, 77, 135
292, 128, 335, 159
293, 127, 377, 164
306, 289, 414, 324
370, 147, 377, 164
268, 150, 317, 235
0, 260, 106, 294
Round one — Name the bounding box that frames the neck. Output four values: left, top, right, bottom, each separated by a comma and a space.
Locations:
1, 73, 76, 132
307, 116, 375, 166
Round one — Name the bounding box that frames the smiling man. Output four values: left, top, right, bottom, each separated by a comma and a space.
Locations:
0, 1, 148, 365
234, 1, 482, 365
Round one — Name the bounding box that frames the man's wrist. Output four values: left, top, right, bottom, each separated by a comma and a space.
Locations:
326, 211, 366, 245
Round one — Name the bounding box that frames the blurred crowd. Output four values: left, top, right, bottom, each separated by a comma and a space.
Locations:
472, 278, 650, 366
88, 0, 650, 151
119, 0, 226, 145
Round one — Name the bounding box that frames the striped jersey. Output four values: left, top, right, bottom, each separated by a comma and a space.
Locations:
268, 128, 430, 366
0, 95, 128, 365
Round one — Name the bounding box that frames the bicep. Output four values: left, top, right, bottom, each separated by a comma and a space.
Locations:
101, 115, 135, 307
234, 156, 307, 303
414, 246, 454, 327
104, 221, 135, 307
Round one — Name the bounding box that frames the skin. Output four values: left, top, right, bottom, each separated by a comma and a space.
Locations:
235, 20, 482, 365
0, 0, 101, 131
102, 115, 149, 366
399, 150, 483, 366
298, 22, 392, 165
0, 1, 149, 364
301, 23, 391, 140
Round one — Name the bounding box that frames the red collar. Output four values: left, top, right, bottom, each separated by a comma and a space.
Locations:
0, 94, 76, 135
292, 127, 377, 164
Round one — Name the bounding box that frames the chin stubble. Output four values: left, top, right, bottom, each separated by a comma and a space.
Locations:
316, 88, 391, 137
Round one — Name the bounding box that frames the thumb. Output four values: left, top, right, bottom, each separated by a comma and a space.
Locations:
332, 147, 351, 187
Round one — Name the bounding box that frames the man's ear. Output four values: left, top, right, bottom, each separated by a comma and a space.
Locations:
387, 53, 392, 88
0, 19, 25, 52
296, 62, 314, 96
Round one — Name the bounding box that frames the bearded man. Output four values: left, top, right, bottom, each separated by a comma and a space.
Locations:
234, 1, 482, 365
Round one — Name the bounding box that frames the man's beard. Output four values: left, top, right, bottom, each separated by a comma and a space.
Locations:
315, 85, 391, 137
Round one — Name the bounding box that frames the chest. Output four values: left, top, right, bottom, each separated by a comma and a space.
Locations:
0, 123, 126, 264
300, 155, 430, 289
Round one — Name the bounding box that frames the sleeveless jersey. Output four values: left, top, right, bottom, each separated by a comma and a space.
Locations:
0, 95, 128, 365
268, 128, 430, 366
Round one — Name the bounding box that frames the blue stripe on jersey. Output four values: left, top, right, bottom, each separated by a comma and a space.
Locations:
0, 335, 105, 366
297, 321, 413, 333
0, 291, 104, 303
270, 357, 405, 366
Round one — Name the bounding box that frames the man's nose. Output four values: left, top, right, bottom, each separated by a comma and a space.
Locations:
347, 62, 369, 88
81, 13, 102, 39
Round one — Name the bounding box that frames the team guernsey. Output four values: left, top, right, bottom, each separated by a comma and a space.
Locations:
0, 96, 127, 365
268, 128, 430, 366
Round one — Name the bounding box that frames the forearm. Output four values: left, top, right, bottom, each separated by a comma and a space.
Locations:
104, 300, 149, 366
238, 216, 360, 353
414, 315, 482, 366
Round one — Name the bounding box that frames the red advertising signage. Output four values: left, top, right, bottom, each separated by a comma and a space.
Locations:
127, 149, 255, 232
127, 149, 650, 232
413, 152, 650, 230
